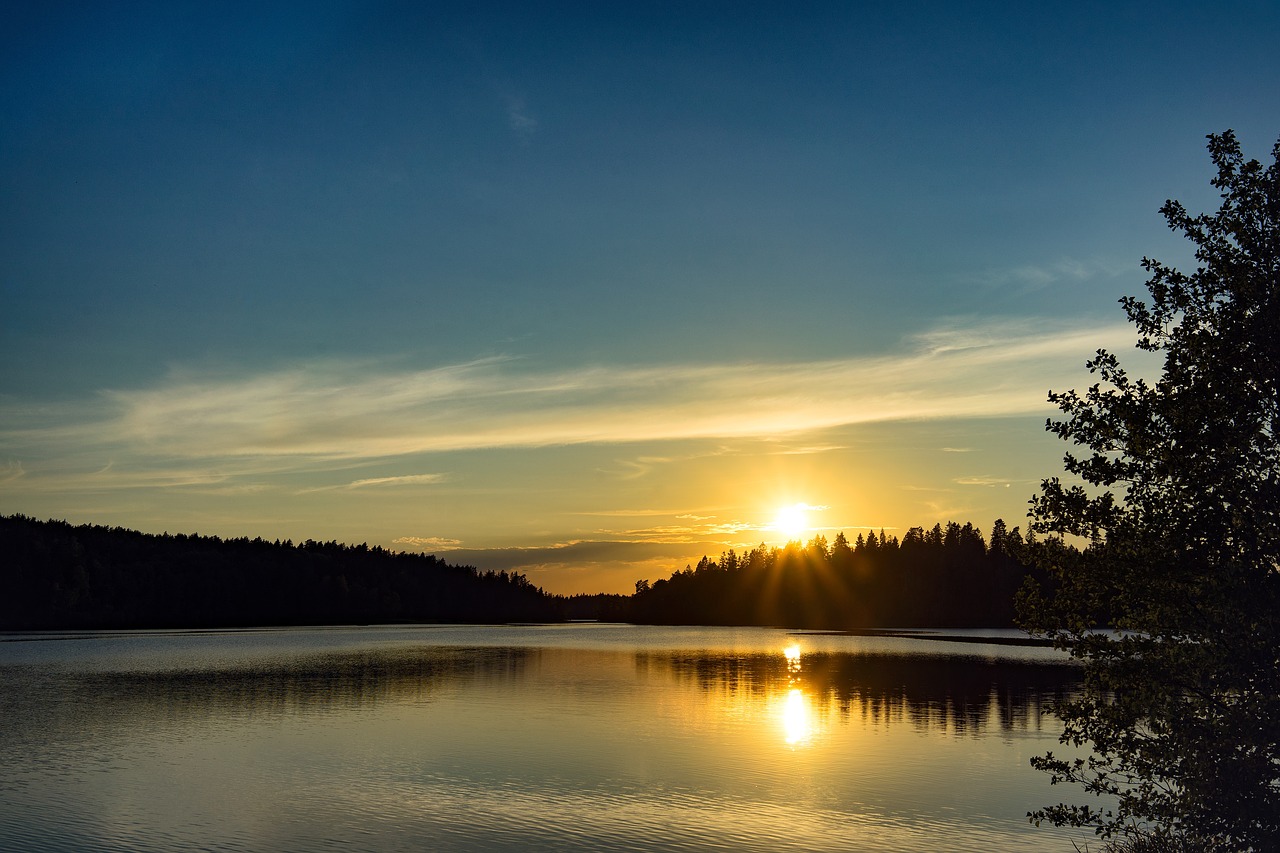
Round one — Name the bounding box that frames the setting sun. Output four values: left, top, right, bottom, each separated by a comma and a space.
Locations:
772, 503, 811, 541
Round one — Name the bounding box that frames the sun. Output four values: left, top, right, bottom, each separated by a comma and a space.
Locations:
772, 503, 810, 541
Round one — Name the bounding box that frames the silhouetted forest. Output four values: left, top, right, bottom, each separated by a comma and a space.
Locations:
0, 514, 558, 629
2, 514, 1057, 630
629, 521, 1053, 628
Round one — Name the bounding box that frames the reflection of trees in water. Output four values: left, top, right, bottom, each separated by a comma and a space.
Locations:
9, 647, 534, 735
645, 651, 1080, 735
7, 644, 1078, 746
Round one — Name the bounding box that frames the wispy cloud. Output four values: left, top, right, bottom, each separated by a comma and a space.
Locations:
576, 508, 720, 518
602, 455, 674, 480
0, 319, 1142, 488
3, 464, 242, 494
431, 539, 732, 584
299, 473, 448, 493
954, 476, 1014, 487
773, 443, 847, 455
973, 257, 1135, 295
349, 473, 446, 488
504, 94, 537, 140
617, 519, 761, 544
393, 536, 463, 549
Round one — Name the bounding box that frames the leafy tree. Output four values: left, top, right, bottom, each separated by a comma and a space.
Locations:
1019, 131, 1280, 849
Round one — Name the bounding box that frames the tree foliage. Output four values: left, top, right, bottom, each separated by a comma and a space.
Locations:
1019, 131, 1280, 849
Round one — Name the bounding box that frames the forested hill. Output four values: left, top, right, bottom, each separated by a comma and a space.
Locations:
0, 514, 558, 630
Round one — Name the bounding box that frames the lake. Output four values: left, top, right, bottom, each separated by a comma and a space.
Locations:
0, 623, 1094, 852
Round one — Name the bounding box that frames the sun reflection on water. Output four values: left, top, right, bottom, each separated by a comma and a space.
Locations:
782, 688, 815, 745
778, 643, 818, 746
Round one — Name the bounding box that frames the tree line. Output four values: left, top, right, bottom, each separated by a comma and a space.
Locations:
628, 520, 1052, 628
2, 513, 1054, 631
0, 514, 559, 629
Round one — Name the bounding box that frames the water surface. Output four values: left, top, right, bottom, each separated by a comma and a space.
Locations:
0, 624, 1090, 851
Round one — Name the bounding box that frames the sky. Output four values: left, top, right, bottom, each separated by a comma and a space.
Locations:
2, 1, 1278, 594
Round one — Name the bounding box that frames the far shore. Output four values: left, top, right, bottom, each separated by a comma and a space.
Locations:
789, 628, 1056, 647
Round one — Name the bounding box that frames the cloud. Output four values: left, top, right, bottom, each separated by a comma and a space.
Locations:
616, 519, 761, 544
505, 94, 537, 140
393, 536, 463, 549
202, 484, 272, 496
920, 499, 970, 520
436, 535, 764, 571
602, 455, 674, 480
3, 464, 241, 493
577, 508, 718, 518
349, 473, 446, 488
773, 443, 847, 455
974, 257, 1135, 295
954, 476, 1012, 487
431, 539, 729, 590
0, 319, 1147, 485
299, 473, 448, 493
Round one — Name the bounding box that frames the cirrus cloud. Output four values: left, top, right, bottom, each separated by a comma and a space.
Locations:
1, 319, 1149, 487
393, 535, 463, 549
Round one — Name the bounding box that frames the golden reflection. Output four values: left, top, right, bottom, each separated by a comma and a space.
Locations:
778, 643, 818, 746
782, 687, 815, 745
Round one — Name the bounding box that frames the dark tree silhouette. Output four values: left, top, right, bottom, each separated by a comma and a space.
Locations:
0, 514, 559, 629
1019, 131, 1280, 849
630, 519, 1045, 629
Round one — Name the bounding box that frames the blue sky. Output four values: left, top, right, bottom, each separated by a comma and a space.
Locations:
3, 1, 1278, 593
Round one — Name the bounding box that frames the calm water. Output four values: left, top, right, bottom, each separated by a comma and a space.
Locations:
0, 624, 1092, 852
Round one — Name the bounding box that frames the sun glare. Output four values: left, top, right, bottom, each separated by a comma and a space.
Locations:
782, 688, 815, 745
772, 503, 810, 541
